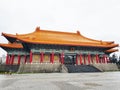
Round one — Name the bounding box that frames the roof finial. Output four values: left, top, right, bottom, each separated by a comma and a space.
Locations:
35, 26, 40, 32
77, 30, 81, 35
16, 33, 18, 35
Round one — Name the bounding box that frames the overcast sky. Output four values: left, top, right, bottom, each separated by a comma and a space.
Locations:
0, 0, 120, 56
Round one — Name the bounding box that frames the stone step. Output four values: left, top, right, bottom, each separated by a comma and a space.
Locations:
65, 65, 101, 73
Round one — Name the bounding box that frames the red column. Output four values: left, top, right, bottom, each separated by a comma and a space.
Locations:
30, 51, 32, 63
11, 54, 14, 65
102, 55, 104, 63
61, 52, 64, 64
76, 54, 78, 65
40, 52, 44, 63
101, 55, 103, 63
80, 54, 83, 65
24, 55, 27, 63
106, 56, 109, 63
50, 52, 54, 63
88, 54, 91, 65
59, 54, 61, 63
6, 54, 9, 65
18, 54, 21, 65
103, 55, 107, 63
105, 55, 107, 63
91, 55, 93, 64
8, 55, 11, 65
96, 54, 99, 63
84, 55, 86, 65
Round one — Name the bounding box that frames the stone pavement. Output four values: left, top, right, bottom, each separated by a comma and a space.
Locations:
0, 72, 120, 90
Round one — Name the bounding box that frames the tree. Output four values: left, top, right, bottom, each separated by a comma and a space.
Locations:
0, 57, 2, 64
117, 56, 120, 65
109, 54, 117, 63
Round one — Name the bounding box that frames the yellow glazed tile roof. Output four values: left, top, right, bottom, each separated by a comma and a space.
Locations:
1, 27, 119, 48
0, 43, 23, 48
105, 49, 119, 53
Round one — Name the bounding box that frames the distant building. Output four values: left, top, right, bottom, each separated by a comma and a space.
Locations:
0, 27, 119, 65
0, 55, 6, 64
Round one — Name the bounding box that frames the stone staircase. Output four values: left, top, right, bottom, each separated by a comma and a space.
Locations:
65, 65, 101, 73
91, 63, 119, 71
0, 64, 19, 72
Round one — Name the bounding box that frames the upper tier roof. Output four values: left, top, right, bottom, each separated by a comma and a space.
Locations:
1, 27, 119, 48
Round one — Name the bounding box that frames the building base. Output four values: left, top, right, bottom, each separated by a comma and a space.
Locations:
0, 63, 120, 73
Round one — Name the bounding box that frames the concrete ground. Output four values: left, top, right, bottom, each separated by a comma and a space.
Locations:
0, 72, 120, 90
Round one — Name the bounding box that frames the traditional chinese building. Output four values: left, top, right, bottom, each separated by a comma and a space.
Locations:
0, 27, 119, 66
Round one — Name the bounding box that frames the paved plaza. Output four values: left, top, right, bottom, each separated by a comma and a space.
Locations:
0, 72, 120, 90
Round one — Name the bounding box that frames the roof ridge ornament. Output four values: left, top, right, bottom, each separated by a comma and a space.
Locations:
76, 30, 81, 35
35, 26, 40, 32
16, 33, 18, 35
